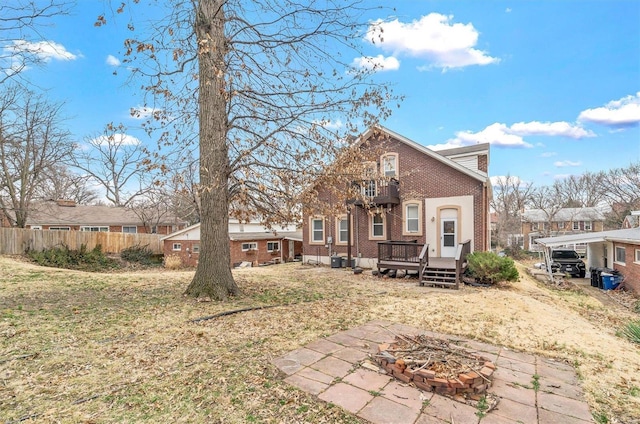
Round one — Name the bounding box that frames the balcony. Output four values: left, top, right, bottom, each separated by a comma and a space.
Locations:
348, 178, 400, 207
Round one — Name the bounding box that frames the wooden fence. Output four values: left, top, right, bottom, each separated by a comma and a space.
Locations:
0, 228, 164, 255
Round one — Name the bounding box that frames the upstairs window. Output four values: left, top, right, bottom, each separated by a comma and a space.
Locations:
531, 222, 539, 231
381, 153, 398, 178
172, 243, 182, 251
572, 221, 580, 230
122, 226, 137, 233
584, 221, 592, 231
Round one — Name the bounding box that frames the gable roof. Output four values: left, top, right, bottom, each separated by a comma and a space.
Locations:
522, 207, 606, 222
535, 227, 640, 247
26, 200, 185, 227
360, 126, 489, 183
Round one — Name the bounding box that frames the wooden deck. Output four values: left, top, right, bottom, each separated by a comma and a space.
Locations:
376, 240, 471, 289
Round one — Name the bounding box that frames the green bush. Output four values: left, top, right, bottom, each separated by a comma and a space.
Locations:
28, 244, 119, 272
121, 244, 156, 265
620, 320, 640, 344
466, 251, 519, 285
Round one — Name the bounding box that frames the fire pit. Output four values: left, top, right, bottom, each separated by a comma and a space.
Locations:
374, 334, 496, 399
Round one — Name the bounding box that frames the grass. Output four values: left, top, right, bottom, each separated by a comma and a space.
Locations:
1, 257, 640, 422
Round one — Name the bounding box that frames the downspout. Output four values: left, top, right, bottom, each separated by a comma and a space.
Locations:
347, 206, 352, 268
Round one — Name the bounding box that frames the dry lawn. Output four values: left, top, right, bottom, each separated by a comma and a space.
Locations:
1, 256, 639, 423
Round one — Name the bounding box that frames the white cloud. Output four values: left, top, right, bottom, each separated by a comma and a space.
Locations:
92, 133, 141, 146
436, 120, 595, 150
313, 119, 344, 130
365, 13, 499, 70
351, 55, 400, 72
130, 106, 163, 120
6, 40, 78, 62
434, 123, 534, 149
106, 54, 121, 66
505, 8, 512, 13
578, 92, 640, 126
554, 160, 581, 167
509, 121, 595, 139
490, 175, 530, 187
553, 174, 573, 180
540, 151, 557, 158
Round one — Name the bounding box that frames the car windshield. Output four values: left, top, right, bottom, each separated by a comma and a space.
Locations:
552, 250, 579, 259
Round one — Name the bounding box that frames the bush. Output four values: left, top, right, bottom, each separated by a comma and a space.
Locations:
466, 251, 519, 285
121, 244, 157, 265
164, 254, 183, 270
28, 244, 119, 272
620, 320, 640, 344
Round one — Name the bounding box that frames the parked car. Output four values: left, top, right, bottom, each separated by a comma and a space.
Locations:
550, 249, 586, 278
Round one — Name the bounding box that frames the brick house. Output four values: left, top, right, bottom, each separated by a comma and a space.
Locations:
161, 220, 302, 268
520, 207, 606, 252
302, 126, 491, 269
24, 200, 186, 235
536, 228, 640, 294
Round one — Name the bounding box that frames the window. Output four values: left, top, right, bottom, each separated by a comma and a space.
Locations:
151, 226, 158, 234
584, 221, 592, 231
310, 217, 325, 243
531, 222, 539, 231
363, 180, 377, 197
615, 246, 626, 264
381, 153, 398, 178
242, 242, 257, 251
172, 243, 182, 251
122, 226, 137, 233
403, 201, 422, 236
31, 226, 42, 230
337, 216, 349, 244
192, 244, 200, 254
267, 241, 280, 252
370, 212, 385, 239
558, 221, 566, 229
543, 222, 550, 231
572, 221, 580, 230
49, 227, 70, 231
81, 226, 109, 232
635, 249, 640, 263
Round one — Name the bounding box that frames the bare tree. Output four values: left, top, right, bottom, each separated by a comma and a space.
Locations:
0, 1, 72, 84
70, 123, 152, 207
597, 162, 640, 228
0, 84, 73, 227
551, 173, 604, 208
490, 175, 533, 248
36, 164, 98, 204
102, 0, 396, 299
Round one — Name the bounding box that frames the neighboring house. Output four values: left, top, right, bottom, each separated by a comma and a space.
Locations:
161, 219, 303, 268
302, 126, 491, 269
24, 200, 187, 235
520, 207, 606, 252
622, 211, 640, 229
535, 228, 640, 294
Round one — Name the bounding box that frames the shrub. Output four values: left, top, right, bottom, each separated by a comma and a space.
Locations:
121, 244, 157, 265
28, 244, 119, 272
466, 251, 519, 285
620, 320, 640, 344
164, 254, 183, 270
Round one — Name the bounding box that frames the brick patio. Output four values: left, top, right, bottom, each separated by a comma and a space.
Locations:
273, 320, 594, 424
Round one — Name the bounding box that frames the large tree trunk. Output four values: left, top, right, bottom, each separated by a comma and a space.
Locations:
184, 0, 239, 300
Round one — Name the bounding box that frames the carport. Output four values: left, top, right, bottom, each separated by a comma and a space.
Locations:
535, 228, 640, 282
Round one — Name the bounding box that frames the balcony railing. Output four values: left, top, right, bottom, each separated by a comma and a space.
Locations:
348, 178, 400, 206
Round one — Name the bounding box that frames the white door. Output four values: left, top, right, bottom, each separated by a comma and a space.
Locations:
441, 218, 457, 257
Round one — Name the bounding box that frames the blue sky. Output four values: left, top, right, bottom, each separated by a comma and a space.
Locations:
4, 0, 639, 188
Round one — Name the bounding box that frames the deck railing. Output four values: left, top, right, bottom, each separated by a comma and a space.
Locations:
454, 239, 472, 286
377, 240, 421, 263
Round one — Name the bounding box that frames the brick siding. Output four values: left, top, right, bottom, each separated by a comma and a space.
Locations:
613, 242, 640, 294
303, 133, 488, 263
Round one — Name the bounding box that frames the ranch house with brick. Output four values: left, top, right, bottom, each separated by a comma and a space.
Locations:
161, 219, 302, 268
302, 126, 491, 272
